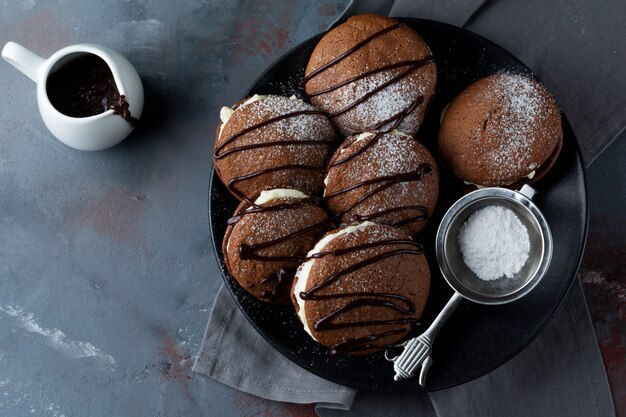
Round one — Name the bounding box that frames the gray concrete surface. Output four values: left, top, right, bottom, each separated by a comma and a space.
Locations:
0, 1, 623, 416
0, 1, 345, 416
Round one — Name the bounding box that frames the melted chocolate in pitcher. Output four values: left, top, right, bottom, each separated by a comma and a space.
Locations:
46, 54, 137, 126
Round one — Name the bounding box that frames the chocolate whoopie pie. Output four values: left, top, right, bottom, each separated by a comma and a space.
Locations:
324, 130, 439, 236
438, 73, 563, 187
223, 189, 331, 305
304, 14, 436, 136
292, 222, 430, 355
214, 95, 337, 202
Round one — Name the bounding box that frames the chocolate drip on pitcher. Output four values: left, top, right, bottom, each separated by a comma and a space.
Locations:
300, 238, 424, 354
109, 95, 139, 127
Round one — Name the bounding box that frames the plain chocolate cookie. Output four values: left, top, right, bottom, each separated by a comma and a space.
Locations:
324, 130, 439, 236
304, 14, 436, 136
292, 222, 430, 355
223, 189, 331, 305
438, 73, 563, 187
214, 95, 337, 202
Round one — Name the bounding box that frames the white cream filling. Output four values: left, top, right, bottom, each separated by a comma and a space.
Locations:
219, 106, 235, 126
389, 129, 412, 137
293, 221, 377, 339
356, 131, 375, 141
339, 132, 375, 155
253, 188, 308, 205
218, 94, 267, 138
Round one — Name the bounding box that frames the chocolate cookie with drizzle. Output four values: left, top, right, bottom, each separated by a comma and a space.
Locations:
324, 130, 439, 236
292, 222, 430, 355
223, 188, 331, 305
304, 14, 436, 136
214, 95, 337, 203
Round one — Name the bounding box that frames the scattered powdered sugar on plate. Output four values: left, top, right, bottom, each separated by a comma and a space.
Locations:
457, 205, 530, 281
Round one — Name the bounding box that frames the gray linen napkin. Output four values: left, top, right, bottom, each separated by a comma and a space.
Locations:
193, 284, 356, 409
390, 0, 626, 167
194, 0, 624, 413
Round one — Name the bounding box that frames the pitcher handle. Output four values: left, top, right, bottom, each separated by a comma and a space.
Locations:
2, 42, 45, 82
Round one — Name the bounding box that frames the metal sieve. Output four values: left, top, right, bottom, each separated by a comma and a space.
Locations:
386, 185, 553, 385
437, 185, 552, 304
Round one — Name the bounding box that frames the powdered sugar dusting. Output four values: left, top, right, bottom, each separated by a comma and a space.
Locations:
230, 198, 328, 283
217, 95, 337, 196
468, 74, 559, 184
458, 205, 530, 280
294, 221, 376, 337
305, 224, 413, 297
298, 223, 425, 343
229, 95, 334, 155
325, 132, 437, 231
315, 67, 430, 135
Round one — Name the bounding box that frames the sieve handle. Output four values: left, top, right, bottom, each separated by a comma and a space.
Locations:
422, 292, 463, 341
518, 184, 537, 200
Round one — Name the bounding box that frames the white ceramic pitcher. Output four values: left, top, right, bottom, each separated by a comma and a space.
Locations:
2, 42, 144, 151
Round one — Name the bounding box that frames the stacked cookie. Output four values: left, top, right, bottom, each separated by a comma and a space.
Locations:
212, 14, 562, 355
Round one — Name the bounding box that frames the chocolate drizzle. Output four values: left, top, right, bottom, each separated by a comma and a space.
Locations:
328, 98, 425, 170
329, 328, 405, 355
259, 267, 296, 299
300, 238, 424, 354
227, 198, 330, 300
216, 21, 434, 204
303, 21, 434, 130
214, 109, 332, 203
325, 163, 433, 227
326, 63, 430, 118
227, 197, 315, 225
303, 22, 402, 84
304, 21, 436, 228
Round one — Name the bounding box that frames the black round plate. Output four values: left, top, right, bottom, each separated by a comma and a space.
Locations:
208, 19, 587, 392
